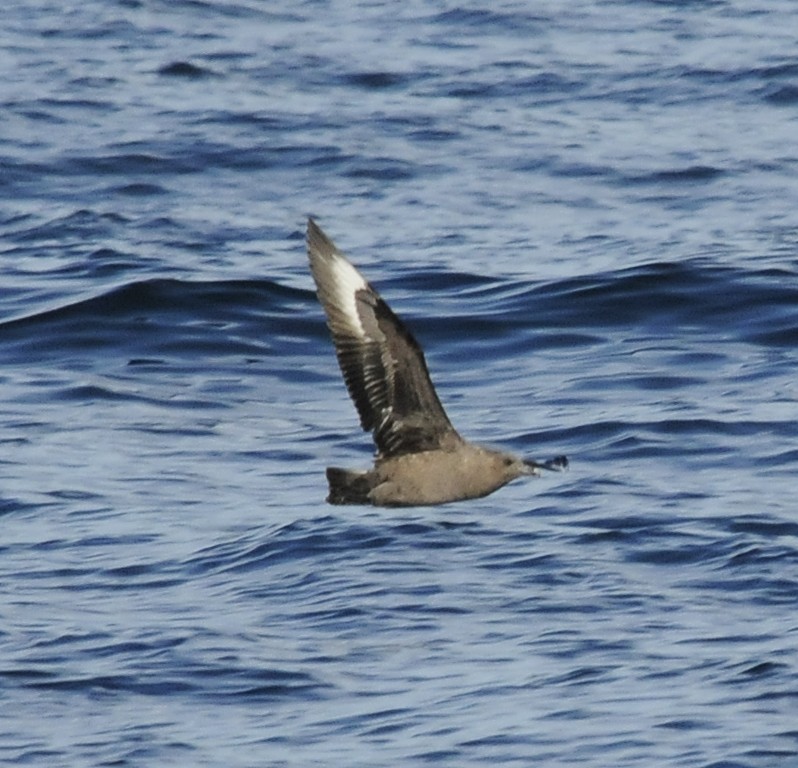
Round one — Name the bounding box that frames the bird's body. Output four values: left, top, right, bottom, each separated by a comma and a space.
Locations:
306, 218, 566, 507
327, 442, 542, 506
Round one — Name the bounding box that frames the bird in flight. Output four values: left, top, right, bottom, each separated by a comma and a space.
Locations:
307, 218, 567, 506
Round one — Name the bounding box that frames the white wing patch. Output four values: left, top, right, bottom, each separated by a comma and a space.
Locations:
328, 251, 369, 338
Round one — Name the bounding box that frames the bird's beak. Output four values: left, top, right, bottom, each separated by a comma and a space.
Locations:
525, 455, 569, 474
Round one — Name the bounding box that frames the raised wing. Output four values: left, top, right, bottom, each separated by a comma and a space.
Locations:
307, 218, 460, 458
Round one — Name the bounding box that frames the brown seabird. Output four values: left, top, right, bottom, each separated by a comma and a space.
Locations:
307, 218, 567, 506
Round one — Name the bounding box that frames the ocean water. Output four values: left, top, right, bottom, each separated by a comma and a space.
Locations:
2, 1, 798, 766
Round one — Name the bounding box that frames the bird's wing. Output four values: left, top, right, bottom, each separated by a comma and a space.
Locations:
307, 218, 460, 458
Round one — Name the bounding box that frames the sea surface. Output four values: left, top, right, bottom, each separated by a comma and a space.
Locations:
2, 1, 798, 766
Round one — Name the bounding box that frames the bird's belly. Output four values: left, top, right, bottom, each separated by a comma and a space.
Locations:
371, 451, 508, 506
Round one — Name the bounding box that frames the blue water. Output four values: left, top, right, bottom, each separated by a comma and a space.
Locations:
2, 1, 798, 766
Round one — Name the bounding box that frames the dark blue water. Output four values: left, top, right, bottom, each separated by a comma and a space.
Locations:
2, 2, 798, 766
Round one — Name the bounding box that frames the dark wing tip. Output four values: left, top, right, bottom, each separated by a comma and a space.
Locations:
307, 217, 335, 260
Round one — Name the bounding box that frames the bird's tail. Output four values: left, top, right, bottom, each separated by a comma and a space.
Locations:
326, 467, 374, 505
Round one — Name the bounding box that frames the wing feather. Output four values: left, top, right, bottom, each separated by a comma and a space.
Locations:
307, 218, 460, 457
